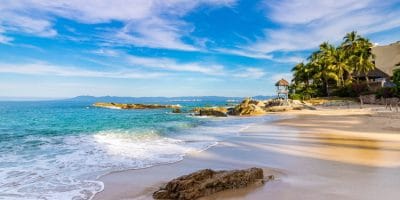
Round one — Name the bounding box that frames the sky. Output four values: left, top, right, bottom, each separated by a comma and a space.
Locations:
0, 0, 400, 98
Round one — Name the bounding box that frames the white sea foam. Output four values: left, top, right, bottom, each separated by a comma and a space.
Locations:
0, 129, 215, 200
0, 115, 273, 200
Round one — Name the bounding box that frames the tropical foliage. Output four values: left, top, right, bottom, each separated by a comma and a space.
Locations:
393, 68, 400, 95
291, 31, 375, 99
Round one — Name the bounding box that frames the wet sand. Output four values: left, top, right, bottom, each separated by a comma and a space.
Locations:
93, 107, 400, 200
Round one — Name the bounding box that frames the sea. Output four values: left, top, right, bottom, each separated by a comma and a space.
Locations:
0, 100, 273, 200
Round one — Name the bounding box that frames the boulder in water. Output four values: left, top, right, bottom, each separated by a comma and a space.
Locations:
193, 107, 228, 117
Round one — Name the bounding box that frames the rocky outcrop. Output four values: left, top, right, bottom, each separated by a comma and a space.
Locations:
192, 107, 228, 117
172, 108, 182, 113
229, 98, 266, 116
153, 168, 266, 200
93, 102, 181, 109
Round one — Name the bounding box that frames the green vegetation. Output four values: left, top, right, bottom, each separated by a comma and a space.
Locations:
291, 31, 375, 99
392, 68, 400, 95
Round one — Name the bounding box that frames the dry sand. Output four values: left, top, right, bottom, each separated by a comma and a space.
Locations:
93, 106, 400, 200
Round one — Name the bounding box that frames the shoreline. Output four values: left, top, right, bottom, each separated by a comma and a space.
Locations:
93, 107, 400, 200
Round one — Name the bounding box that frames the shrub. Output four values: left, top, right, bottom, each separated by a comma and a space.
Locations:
393, 69, 400, 86
376, 87, 397, 98
331, 83, 371, 97
289, 93, 302, 100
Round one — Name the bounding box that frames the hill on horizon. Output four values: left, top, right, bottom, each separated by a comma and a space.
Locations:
64, 95, 274, 103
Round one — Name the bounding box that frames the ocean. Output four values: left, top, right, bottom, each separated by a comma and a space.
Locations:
0, 100, 272, 200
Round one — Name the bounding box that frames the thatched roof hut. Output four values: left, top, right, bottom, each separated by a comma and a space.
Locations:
275, 79, 289, 86
370, 42, 400, 78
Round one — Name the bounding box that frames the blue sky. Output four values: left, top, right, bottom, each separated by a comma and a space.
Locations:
0, 0, 399, 98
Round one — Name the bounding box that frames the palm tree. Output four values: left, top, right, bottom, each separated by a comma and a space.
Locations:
290, 31, 376, 97
309, 42, 339, 96
342, 31, 360, 52
341, 31, 374, 84
353, 37, 374, 85
328, 47, 352, 87
292, 62, 308, 86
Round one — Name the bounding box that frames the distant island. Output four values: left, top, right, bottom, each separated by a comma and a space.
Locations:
62, 95, 274, 103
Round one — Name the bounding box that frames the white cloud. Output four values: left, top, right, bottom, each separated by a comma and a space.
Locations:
271, 56, 305, 64
90, 49, 121, 57
265, 0, 375, 25
270, 72, 293, 83
0, 27, 12, 44
233, 67, 266, 79
0, 62, 167, 79
0, 0, 236, 50
127, 55, 225, 75
115, 17, 198, 51
215, 48, 273, 59
247, 0, 400, 53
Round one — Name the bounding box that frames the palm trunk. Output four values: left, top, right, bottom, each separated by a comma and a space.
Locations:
366, 76, 370, 88
324, 78, 329, 97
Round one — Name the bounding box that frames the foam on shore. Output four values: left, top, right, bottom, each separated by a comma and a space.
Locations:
0, 115, 274, 200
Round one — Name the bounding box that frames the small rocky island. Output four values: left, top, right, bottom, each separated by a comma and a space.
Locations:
93, 102, 181, 109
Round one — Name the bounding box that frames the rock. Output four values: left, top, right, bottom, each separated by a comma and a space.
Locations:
229, 98, 266, 116
93, 102, 181, 110
172, 108, 182, 113
197, 107, 228, 117
153, 168, 265, 200
265, 106, 293, 112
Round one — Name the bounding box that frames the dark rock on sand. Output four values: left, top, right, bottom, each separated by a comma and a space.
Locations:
153, 168, 264, 200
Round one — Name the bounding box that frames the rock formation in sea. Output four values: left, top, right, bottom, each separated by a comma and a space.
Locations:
172, 108, 182, 113
192, 107, 228, 117
93, 102, 181, 109
228, 98, 267, 116
153, 168, 266, 200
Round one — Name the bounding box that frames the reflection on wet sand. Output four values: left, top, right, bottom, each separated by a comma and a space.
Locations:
270, 110, 400, 168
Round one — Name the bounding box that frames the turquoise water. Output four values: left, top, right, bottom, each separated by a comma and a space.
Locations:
0, 101, 271, 200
